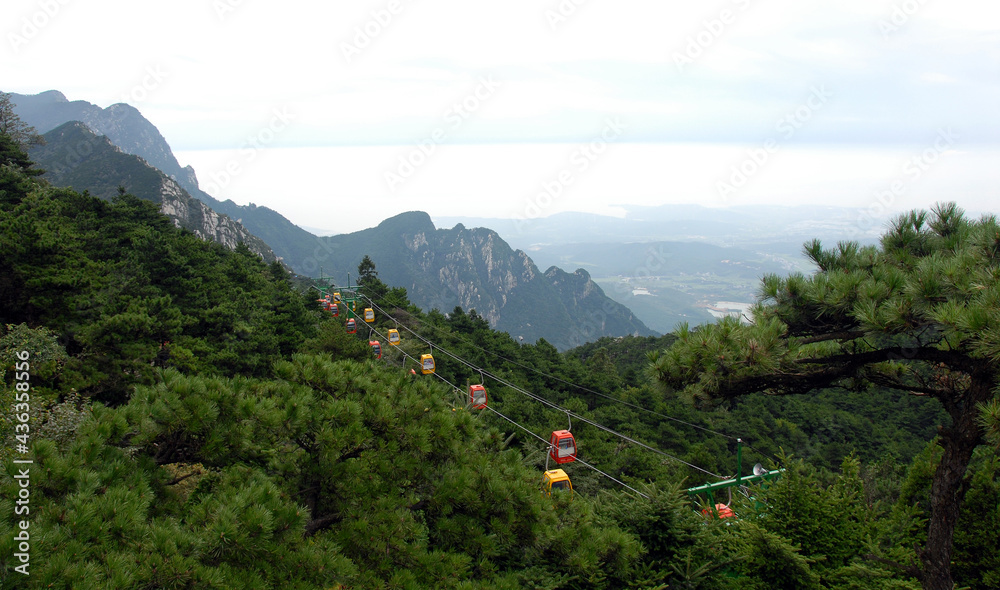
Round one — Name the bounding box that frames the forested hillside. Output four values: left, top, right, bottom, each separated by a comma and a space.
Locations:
1, 125, 997, 589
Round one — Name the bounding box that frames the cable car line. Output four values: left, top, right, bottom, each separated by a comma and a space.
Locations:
482, 406, 650, 499
359, 295, 739, 444
358, 296, 726, 481
343, 303, 689, 498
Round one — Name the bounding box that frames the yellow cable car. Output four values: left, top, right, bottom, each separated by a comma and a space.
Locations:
333, 292, 341, 302
387, 329, 401, 345
420, 354, 435, 375
364, 308, 375, 323
542, 469, 573, 496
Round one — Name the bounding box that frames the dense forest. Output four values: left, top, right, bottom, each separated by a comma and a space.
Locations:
1, 117, 998, 590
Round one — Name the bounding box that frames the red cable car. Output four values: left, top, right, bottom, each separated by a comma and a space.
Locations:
346, 318, 357, 334
549, 430, 576, 464
369, 340, 382, 359
469, 384, 487, 409
701, 503, 735, 519
331, 303, 339, 317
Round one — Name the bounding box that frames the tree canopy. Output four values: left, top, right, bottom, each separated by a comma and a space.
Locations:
651, 203, 1000, 590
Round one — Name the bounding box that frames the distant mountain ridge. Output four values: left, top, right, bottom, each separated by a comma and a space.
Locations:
12, 89, 654, 348
321, 211, 656, 349
10, 90, 322, 271
28, 122, 277, 262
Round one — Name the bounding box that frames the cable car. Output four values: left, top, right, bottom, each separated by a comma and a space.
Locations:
469, 384, 487, 409
346, 318, 357, 334
387, 329, 401, 345
369, 340, 382, 359
420, 354, 435, 375
701, 503, 735, 519
333, 292, 341, 302
331, 303, 339, 317
542, 469, 573, 495
549, 430, 577, 464
363, 308, 375, 323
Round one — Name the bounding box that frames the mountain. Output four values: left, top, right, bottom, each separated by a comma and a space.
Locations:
321, 211, 655, 349
10, 90, 321, 272
28, 121, 277, 262
433, 207, 852, 333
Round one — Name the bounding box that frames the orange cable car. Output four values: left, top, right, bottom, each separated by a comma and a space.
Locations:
701, 503, 736, 519
420, 354, 435, 375
469, 384, 488, 409
363, 308, 375, 323
549, 430, 577, 464
542, 469, 573, 495
387, 329, 401, 345
369, 340, 382, 359
346, 318, 357, 334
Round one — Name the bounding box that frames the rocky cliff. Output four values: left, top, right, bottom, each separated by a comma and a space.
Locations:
11, 90, 319, 272
29, 122, 277, 262
321, 211, 656, 349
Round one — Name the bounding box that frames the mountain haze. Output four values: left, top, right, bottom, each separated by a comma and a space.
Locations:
28, 122, 277, 262
10, 90, 321, 271
321, 211, 655, 349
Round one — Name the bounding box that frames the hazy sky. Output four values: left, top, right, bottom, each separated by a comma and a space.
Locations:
5, 0, 999, 233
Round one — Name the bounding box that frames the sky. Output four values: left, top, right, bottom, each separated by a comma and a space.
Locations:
4, 0, 999, 234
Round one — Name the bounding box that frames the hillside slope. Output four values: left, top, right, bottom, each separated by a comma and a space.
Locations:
321, 211, 655, 349
28, 121, 277, 262
11, 90, 320, 271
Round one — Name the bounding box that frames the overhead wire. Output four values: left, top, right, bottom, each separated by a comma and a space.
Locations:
359, 294, 726, 481
361, 295, 740, 443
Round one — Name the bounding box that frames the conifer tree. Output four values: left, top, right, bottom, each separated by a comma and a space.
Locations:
650, 203, 999, 590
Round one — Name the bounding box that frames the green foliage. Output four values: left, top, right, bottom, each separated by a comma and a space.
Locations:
0, 128, 982, 588
651, 204, 1000, 590
0, 164, 316, 402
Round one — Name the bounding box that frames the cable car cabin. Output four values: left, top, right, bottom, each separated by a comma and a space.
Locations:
549, 430, 577, 464
387, 329, 401, 345
701, 503, 735, 519
333, 292, 341, 302
331, 303, 339, 317
542, 469, 573, 495
469, 384, 487, 409
420, 354, 435, 375
369, 340, 382, 359
363, 308, 375, 323
346, 318, 357, 334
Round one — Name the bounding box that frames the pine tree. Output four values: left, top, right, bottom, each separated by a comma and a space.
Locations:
650, 203, 1000, 590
